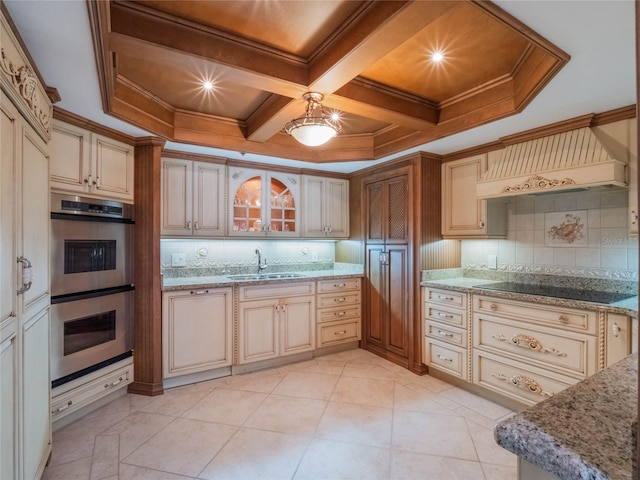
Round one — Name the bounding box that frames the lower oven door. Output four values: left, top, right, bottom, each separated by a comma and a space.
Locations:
51, 287, 133, 385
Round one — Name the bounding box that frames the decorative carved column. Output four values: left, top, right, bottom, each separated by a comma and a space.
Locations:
128, 137, 165, 396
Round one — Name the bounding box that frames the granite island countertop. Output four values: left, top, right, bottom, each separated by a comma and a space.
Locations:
420, 275, 638, 317
494, 353, 638, 480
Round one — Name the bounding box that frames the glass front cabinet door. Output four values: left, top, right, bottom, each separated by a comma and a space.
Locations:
228, 167, 300, 237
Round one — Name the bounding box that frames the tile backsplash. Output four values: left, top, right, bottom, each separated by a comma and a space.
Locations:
461, 189, 638, 280
161, 239, 337, 271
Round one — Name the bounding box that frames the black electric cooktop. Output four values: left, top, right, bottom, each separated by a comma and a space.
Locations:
474, 282, 636, 305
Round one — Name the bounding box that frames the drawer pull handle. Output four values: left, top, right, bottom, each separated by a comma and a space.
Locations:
105, 377, 124, 389
438, 295, 455, 301
437, 312, 454, 319
53, 400, 73, 413
559, 315, 569, 324
436, 354, 453, 362
191, 290, 210, 295
500, 333, 567, 357
489, 303, 498, 311
333, 283, 347, 288
492, 373, 553, 398
612, 322, 620, 337
437, 330, 454, 338
334, 311, 347, 316
334, 297, 347, 303
335, 330, 347, 336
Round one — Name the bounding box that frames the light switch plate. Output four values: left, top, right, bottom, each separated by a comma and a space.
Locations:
487, 254, 497, 269
171, 253, 186, 267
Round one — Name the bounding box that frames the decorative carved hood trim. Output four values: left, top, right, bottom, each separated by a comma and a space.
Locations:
476, 127, 627, 199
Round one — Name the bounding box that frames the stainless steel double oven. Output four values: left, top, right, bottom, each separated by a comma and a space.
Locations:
50, 193, 134, 387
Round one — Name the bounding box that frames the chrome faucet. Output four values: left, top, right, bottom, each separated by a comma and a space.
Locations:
256, 248, 268, 274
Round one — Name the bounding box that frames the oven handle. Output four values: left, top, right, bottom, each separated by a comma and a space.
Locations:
51, 284, 135, 305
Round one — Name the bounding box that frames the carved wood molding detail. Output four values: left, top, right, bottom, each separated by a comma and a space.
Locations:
502, 174, 576, 194
0, 48, 50, 133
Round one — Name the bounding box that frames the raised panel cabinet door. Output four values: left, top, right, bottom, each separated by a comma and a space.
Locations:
385, 175, 409, 244
22, 308, 51, 480
92, 134, 134, 201
442, 156, 487, 236
364, 244, 385, 349
21, 123, 50, 315
238, 299, 279, 364
0, 321, 17, 480
162, 289, 233, 378
1, 97, 17, 326
161, 158, 193, 236
50, 121, 90, 194
193, 161, 225, 236
302, 175, 325, 236
325, 177, 349, 237
386, 245, 409, 359
281, 295, 315, 355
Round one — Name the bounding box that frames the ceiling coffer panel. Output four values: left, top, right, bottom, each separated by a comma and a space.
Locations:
476, 127, 628, 199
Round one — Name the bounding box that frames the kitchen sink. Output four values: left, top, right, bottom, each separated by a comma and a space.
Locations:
227, 273, 305, 280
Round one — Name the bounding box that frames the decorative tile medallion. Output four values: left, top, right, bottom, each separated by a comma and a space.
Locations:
545, 210, 587, 246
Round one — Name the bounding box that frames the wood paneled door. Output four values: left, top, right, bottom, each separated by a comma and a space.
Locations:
362, 168, 412, 368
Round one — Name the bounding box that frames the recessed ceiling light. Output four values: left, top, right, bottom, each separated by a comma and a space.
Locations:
431, 51, 444, 63
202, 80, 214, 91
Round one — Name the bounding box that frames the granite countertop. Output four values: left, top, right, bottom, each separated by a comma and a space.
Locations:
162, 268, 364, 291
420, 277, 638, 317
494, 353, 638, 480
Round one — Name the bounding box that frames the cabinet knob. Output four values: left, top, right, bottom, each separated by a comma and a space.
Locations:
612, 322, 620, 337
489, 303, 498, 311
187, 220, 192, 230
631, 210, 638, 225
194, 221, 200, 230
558, 315, 569, 324
479, 220, 485, 228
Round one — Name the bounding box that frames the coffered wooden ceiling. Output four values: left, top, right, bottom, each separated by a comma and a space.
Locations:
89, 0, 569, 163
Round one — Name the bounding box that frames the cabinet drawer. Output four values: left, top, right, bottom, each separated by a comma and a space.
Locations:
51, 362, 133, 421
316, 291, 361, 309
424, 339, 467, 379
424, 304, 466, 328
425, 288, 467, 309
317, 304, 361, 323
473, 350, 576, 406
317, 319, 360, 347
425, 321, 466, 348
317, 278, 361, 293
474, 295, 597, 335
474, 314, 596, 378
239, 281, 315, 301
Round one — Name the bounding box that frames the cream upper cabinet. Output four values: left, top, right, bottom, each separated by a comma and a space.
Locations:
303, 175, 349, 238
229, 166, 300, 237
50, 120, 134, 203
162, 288, 233, 378
161, 158, 226, 237
442, 155, 506, 238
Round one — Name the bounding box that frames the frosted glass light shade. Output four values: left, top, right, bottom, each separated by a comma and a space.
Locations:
289, 123, 338, 147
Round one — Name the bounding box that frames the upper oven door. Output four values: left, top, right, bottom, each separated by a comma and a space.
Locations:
51, 216, 132, 296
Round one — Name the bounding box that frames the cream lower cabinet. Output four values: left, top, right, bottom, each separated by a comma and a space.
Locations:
316, 278, 361, 348
422, 287, 634, 407
238, 282, 315, 364
162, 288, 233, 378
423, 287, 470, 380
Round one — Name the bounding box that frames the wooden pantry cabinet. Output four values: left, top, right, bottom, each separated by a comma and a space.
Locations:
237, 282, 315, 364
422, 287, 633, 407
162, 288, 233, 378
161, 158, 226, 237
50, 119, 134, 203
441, 155, 506, 239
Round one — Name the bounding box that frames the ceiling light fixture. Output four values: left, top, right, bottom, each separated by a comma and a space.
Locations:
431, 51, 444, 63
285, 92, 342, 147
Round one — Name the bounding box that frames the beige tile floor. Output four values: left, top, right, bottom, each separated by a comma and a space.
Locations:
42, 349, 518, 480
